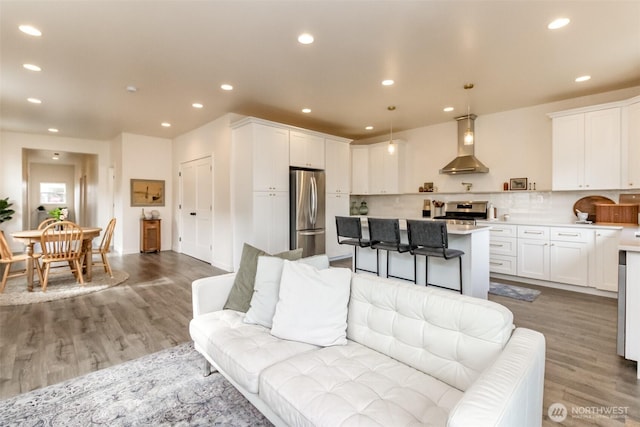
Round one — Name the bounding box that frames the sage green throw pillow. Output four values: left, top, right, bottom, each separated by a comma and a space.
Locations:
223, 243, 303, 312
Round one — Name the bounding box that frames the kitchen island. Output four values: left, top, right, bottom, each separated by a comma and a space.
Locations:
618, 227, 640, 378
355, 218, 490, 299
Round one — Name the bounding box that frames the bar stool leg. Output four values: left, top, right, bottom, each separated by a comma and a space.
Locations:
353, 246, 358, 272
376, 249, 380, 276
413, 256, 417, 284
425, 256, 429, 287
386, 250, 390, 278
458, 257, 463, 294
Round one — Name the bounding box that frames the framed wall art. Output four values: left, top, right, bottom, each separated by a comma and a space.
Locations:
509, 177, 528, 191
130, 179, 165, 206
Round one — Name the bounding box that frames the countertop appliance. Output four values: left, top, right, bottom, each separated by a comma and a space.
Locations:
290, 168, 325, 257
433, 200, 489, 225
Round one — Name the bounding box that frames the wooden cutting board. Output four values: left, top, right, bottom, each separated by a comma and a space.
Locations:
620, 194, 640, 205
573, 196, 615, 221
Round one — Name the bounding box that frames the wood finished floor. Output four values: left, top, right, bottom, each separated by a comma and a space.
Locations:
1, 253, 638, 426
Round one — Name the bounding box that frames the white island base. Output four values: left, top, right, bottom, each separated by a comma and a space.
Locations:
354, 219, 491, 299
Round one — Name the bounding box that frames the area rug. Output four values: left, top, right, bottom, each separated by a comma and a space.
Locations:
0, 342, 271, 427
489, 282, 541, 302
0, 270, 129, 306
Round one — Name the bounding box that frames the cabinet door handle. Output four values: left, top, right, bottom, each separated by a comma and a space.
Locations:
490, 261, 504, 266
557, 232, 579, 237
491, 229, 504, 232
190, 212, 197, 216
524, 231, 544, 235
490, 243, 504, 247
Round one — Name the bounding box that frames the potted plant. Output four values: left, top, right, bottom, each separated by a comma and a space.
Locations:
0, 197, 15, 225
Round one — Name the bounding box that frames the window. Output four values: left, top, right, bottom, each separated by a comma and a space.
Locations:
40, 182, 67, 204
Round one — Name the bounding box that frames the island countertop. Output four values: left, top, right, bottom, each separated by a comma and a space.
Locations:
356, 216, 490, 235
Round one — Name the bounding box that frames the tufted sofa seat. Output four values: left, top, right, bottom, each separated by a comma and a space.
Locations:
190, 272, 545, 427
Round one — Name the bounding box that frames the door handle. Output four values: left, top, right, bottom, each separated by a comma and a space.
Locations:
190, 212, 197, 216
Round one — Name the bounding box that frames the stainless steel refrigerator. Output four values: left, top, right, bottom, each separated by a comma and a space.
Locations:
290, 168, 325, 257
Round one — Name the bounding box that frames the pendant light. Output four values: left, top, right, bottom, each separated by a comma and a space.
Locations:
387, 105, 396, 154
463, 83, 474, 145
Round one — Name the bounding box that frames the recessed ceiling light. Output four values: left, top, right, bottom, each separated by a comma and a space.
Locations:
301, 108, 311, 114
298, 33, 314, 44
548, 18, 570, 30
192, 103, 204, 109
23, 63, 41, 72
126, 85, 137, 93
365, 126, 374, 130
443, 107, 454, 112
161, 122, 171, 127
220, 84, 233, 91
19, 25, 42, 36
575, 75, 591, 82
381, 79, 394, 86
48, 128, 59, 133
27, 97, 42, 104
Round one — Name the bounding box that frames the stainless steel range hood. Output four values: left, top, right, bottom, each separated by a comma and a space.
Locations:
439, 114, 489, 174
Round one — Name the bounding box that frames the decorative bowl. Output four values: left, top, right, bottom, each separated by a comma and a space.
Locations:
151, 210, 160, 219
144, 212, 153, 220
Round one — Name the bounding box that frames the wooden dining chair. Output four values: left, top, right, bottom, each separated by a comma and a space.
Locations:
0, 230, 43, 293
39, 221, 84, 292
38, 217, 59, 230
90, 218, 116, 278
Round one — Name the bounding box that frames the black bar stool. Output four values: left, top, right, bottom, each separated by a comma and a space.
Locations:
335, 216, 375, 273
407, 219, 464, 293
367, 218, 412, 281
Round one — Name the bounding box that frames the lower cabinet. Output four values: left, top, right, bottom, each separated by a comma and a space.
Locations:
325, 193, 351, 259
252, 191, 289, 255
480, 221, 619, 292
140, 219, 161, 253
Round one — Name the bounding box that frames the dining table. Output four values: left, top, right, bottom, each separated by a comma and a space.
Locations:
11, 226, 102, 292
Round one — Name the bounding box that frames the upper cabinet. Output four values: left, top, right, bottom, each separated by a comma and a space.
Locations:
368, 140, 405, 194
325, 138, 350, 194
252, 124, 290, 192
290, 130, 325, 169
550, 106, 621, 191
623, 98, 640, 189
351, 146, 370, 195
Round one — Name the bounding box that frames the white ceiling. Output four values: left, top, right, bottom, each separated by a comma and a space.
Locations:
1, 0, 639, 142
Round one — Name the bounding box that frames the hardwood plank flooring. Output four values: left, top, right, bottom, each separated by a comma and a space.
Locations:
1, 253, 639, 426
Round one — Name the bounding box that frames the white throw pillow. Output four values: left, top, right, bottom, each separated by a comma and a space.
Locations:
270, 260, 351, 346
244, 254, 331, 328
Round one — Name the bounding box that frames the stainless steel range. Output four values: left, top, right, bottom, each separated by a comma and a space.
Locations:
433, 201, 488, 225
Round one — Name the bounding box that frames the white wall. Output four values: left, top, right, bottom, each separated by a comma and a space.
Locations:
354, 85, 640, 223
0, 131, 111, 251
118, 133, 173, 254
29, 163, 76, 225
172, 113, 241, 271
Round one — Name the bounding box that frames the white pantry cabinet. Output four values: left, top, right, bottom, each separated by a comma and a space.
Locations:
290, 130, 325, 169
251, 124, 290, 192
325, 138, 350, 194
351, 146, 370, 194
551, 107, 621, 190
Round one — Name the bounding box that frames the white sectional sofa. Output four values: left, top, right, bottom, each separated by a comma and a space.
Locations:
190, 269, 546, 426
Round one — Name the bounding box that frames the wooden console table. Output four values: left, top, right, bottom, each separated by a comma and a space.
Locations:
140, 219, 161, 253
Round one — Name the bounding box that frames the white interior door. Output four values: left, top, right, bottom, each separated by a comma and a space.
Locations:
180, 157, 213, 262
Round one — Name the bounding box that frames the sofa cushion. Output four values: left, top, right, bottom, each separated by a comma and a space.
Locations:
189, 310, 317, 393
223, 243, 302, 313
347, 274, 514, 392
259, 340, 463, 427
271, 260, 352, 346
245, 254, 331, 328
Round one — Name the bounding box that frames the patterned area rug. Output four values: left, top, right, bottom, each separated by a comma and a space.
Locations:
0, 342, 271, 427
0, 269, 129, 306
489, 282, 541, 302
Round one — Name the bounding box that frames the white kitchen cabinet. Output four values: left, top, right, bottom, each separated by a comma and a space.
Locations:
517, 237, 550, 281
252, 124, 290, 192
325, 138, 350, 194
325, 193, 351, 259
290, 130, 325, 169
351, 146, 370, 194
551, 107, 621, 190
594, 229, 620, 291
368, 140, 405, 194
482, 223, 518, 275
252, 191, 289, 255
623, 99, 640, 188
